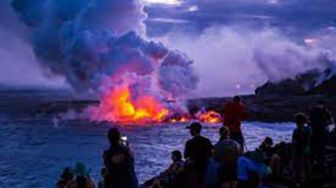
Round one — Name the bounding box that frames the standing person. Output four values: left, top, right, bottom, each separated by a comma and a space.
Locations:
184, 122, 213, 187
103, 128, 139, 188
214, 126, 241, 188
223, 96, 247, 149
292, 113, 311, 188
308, 101, 333, 169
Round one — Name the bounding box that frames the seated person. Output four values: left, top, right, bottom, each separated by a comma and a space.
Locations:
144, 150, 184, 188
55, 167, 74, 188
66, 163, 95, 188
258, 137, 274, 157
258, 137, 281, 177
237, 151, 272, 188
160, 150, 184, 178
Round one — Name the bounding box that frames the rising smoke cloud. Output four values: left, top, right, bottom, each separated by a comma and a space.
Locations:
10, 0, 198, 99
0, 0, 66, 88
4, 0, 336, 99
160, 26, 336, 97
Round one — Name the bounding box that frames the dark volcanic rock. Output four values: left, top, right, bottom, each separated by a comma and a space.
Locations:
255, 69, 321, 96
307, 75, 336, 96
188, 95, 336, 122
189, 68, 336, 122
0, 89, 97, 119
255, 80, 306, 96
256, 67, 336, 97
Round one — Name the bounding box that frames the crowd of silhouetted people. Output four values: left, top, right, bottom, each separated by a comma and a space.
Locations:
55, 97, 336, 188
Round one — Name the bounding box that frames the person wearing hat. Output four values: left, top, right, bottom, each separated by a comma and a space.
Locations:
184, 122, 213, 186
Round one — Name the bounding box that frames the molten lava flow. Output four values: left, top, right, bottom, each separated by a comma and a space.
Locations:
169, 115, 190, 124
196, 110, 223, 123
98, 85, 169, 124
93, 80, 224, 124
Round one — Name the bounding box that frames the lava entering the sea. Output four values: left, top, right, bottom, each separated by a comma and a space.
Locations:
90, 83, 223, 125
93, 84, 170, 124
195, 110, 223, 124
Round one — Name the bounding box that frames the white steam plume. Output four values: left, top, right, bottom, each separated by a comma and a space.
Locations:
159, 27, 335, 97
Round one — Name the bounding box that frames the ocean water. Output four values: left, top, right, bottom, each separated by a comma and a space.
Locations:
0, 119, 295, 188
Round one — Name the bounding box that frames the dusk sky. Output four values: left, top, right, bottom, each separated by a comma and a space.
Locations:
141, 0, 335, 96
144, 0, 336, 35
0, 0, 335, 97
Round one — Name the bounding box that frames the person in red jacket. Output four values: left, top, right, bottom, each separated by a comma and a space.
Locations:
223, 96, 247, 150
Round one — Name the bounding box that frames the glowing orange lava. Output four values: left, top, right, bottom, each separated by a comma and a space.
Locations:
196, 110, 222, 123
169, 115, 190, 123
97, 85, 169, 124
92, 79, 224, 124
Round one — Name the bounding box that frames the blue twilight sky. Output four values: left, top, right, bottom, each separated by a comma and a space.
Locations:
144, 0, 336, 36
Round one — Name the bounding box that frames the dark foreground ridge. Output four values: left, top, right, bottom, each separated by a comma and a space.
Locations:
51, 97, 336, 188
55, 108, 336, 188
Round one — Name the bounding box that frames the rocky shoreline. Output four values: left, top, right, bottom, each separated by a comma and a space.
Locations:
187, 94, 336, 122
188, 69, 336, 122
2, 91, 334, 123
0, 69, 335, 122
0, 94, 333, 123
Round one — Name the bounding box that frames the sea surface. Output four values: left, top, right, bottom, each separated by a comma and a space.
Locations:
0, 118, 295, 188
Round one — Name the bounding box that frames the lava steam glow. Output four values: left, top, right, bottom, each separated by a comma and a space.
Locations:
196, 110, 223, 124
93, 84, 169, 124
90, 79, 223, 124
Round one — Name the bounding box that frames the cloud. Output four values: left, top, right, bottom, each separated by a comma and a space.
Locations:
158, 26, 335, 97
0, 0, 66, 88
144, 0, 336, 37
9, 0, 199, 101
